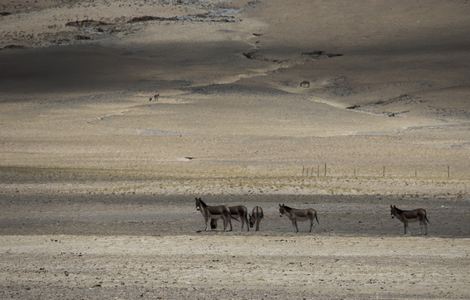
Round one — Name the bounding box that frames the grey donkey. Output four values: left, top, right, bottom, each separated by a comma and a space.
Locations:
195, 197, 232, 231
279, 203, 319, 233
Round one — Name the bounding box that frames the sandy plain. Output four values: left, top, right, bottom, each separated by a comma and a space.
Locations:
1, 0, 470, 299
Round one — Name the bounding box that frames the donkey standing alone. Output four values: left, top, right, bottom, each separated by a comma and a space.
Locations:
390, 205, 429, 235
279, 204, 319, 233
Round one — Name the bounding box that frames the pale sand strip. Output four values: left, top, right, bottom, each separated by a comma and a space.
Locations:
0, 235, 469, 299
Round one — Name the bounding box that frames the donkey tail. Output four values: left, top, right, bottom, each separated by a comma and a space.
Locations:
425, 214, 430, 224
315, 212, 320, 225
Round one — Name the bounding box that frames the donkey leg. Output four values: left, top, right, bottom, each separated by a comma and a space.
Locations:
204, 216, 209, 231
309, 219, 313, 232
245, 215, 250, 232
228, 216, 233, 231
404, 222, 408, 235
292, 220, 299, 233
255, 220, 260, 231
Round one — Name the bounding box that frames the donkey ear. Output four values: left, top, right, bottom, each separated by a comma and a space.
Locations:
390, 205, 393, 208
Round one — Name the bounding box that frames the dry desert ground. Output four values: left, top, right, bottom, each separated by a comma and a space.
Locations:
1, 0, 470, 299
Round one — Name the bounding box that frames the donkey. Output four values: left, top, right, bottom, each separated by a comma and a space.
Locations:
209, 205, 249, 231
229, 205, 250, 231
195, 197, 232, 231
390, 205, 429, 235
279, 204, 319, 233
249, 206, 264, 231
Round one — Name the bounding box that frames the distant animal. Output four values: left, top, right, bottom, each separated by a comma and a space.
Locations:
149, 93, 159, 102
209, 205, 250, 231
249, 206, 264, 231
195, 197, 232, 231
390, 205, 429, 235
299, 80, 310, 88
279, 204, 319, 233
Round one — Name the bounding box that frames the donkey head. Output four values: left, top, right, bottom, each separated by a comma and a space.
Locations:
195, 197, 202, 211
248, 214, 255, 227
279, 203, 286, 217
390, 205, 397, 218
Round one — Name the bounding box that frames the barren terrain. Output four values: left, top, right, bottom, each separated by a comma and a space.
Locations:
1, 0, 470, 299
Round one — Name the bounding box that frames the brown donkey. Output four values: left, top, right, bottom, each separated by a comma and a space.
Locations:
209, 205, 250, 231
229, 205, 250, 231
390, 205, 429, 235
195, 197, 232, 231
279, 204, 319, 233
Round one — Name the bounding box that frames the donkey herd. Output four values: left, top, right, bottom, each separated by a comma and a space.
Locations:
195, 197, 430, 235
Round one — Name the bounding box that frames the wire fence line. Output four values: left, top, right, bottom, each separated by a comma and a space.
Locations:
300, 164, 465, 179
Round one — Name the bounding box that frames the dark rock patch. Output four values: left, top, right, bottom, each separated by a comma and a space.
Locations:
346, 104, 361, 110
299, 81, 310, 88
301, 50, 324, 58
242, 50, 258, 59
128, 16, 178, 23
385, 110, 409, 117
302, 50, 343, 59
327, 53, 343, 58
241, 49, 286, 63
2, 44, 26, 50
74, 35, 91, 40
66, 20, 111, 27
0, 11, 11, 16
128, 13, 236, 24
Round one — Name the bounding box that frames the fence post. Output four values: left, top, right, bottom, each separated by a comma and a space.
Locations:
354, 168, 357, 177
324, 163, 327, 177
415, 169, 417, 178
302, 166, 305, 176
447, 165, 450, 179
383, 166, 386, 177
